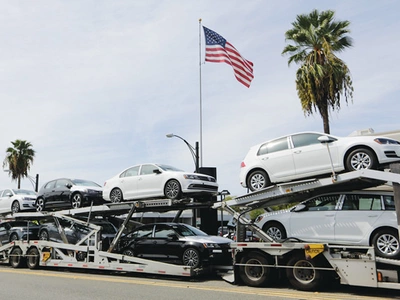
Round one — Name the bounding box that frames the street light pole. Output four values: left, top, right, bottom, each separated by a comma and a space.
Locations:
166, 133, 199, 173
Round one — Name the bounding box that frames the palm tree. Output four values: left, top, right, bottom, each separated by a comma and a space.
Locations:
3, 140, 36, 189
282, 9, 354, 134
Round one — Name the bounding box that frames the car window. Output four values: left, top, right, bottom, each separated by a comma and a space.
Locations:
0, 190, 3, 197
154, 225, 176, 238
383, 195, 395, 210
55, 179, 70, 188
305, 194, 340, 211
128, 225, 153, 239
140, 164, 157, 175
44, 181, 56, 189
344, 194, 382, 210
3, 189, 12, 196
121, 166, 140, 178
291, 133, 326, 148
257, 137, 289, 155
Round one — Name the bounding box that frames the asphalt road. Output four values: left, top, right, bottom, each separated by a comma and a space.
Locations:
1, 265, 400, 300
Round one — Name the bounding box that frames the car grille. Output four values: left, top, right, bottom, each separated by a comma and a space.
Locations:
197, 175, 216, 182
384, 151, 400, 158
188, 184, 218, 191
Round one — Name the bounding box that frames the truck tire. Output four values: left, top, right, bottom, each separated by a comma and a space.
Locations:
286, 255, 323, 291
9, 247, 25, 268
26, 247, 40, 269
238, 251, 272, 287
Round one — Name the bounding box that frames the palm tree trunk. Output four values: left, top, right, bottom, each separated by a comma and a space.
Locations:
17, 176, 21, 189
318, 101, 330, 134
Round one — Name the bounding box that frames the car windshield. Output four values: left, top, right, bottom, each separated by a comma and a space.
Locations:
173, 224, 208, 237
12, 189, 37, 195
157, 164, 183, 172
71, 179, 101, 187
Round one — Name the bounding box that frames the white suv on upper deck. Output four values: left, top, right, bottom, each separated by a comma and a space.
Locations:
240, 131, 400, 192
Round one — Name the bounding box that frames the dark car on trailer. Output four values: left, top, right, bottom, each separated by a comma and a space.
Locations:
117, 222, 232, 268
35, 178, 104, 211
0, 220, 40, 245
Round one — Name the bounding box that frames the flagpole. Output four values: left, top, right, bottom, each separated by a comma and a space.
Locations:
198, 18, 203, 168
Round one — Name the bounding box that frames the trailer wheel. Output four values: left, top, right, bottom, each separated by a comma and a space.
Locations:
9, 247, 25, 268
238, 251, 272, 287
26, 248, 40, 269
286, 255, 323, 291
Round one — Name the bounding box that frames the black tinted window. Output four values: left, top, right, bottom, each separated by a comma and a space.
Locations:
292, 133, 326, 148
258, 137, 288, 155
383, 195, 395, 210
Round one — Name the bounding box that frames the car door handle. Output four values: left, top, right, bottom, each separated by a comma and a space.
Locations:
261, 157, 269, 160
325, 214, 335, 217
368, 215, 378, 217
293, 150, 302, 154
152, 241, 157, 244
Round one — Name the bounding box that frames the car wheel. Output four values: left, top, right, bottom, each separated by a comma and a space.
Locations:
121, 248, 135, 263
247, 170, 270, 192
35, 198, 45, 212
110, 188, 123, 203
372, 229, 400, 258
238, 251, 272, 287
11, 201, 20, 213
71, 193, 83, 209
9, 247, 25, 268
39, 230, 49, 241
345, 148, 377, 171
164, 179, 182, 200
10, 233, 19, 242
262, 222, 287, 241
26, 247, 40, 269
182, 247, 200, 268
286, 254, 324, 291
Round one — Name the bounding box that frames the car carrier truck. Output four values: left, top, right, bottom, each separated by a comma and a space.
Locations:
1, 167, 400, 292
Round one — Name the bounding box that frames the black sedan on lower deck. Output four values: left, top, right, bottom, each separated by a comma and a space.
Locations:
117, 222, 232, 268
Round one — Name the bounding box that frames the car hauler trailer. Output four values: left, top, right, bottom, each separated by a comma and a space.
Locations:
0, 198, 228, 277
1, 168, 400, 291
213, 168, 400, 291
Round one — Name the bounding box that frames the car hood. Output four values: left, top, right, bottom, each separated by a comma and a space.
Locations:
180, 235, 231, 244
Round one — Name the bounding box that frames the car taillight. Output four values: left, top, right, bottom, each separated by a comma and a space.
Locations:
240, 162, 246, 168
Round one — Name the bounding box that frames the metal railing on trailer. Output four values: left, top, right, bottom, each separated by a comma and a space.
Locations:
0, 198, 220, 277
212, 168, 400, 291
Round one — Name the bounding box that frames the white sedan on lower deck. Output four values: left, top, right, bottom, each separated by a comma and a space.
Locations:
103, 163, 218, 202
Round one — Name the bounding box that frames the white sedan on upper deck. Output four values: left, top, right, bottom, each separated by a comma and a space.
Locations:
240, 131, 400, 191
103, 163, 218, 202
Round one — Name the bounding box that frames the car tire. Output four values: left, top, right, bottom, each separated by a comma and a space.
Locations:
9, 247, 25, 268
372, 229, 400, 258
110, 188, 123, 203
182, 247, 200, 268
238, 251, 272, 287
71, 193, 83, 209
11, 201, 20, 213
345, 148, 377, 171
26, 247, 40, 269
35, 198, 45, 212
10, 233, 19, 242
164, 179, 182, 200
247, 170, 270, 192
286, 254, 324, 291
39, 230, 49, 241
121, 248, 135, 263
262, 222, 287, 241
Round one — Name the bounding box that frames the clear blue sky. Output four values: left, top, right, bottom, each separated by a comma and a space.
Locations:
1, 1, 399, 197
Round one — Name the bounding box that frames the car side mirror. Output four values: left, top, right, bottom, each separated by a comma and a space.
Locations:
318, 136, 336, 144
167, 233, 178, 240
66, 183, 73, 189
293, 204, 307, 212
6, 193, 12, 197
153, 169, 162, 175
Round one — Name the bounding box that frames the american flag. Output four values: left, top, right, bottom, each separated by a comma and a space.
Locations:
203, 26, 254, 88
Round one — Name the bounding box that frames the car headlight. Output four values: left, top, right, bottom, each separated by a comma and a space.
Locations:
87, 189, 99, 194
183, 174, 200, 180
374, 138, 400, 145
203, 243, 219, 248
254, 215, 264, 223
